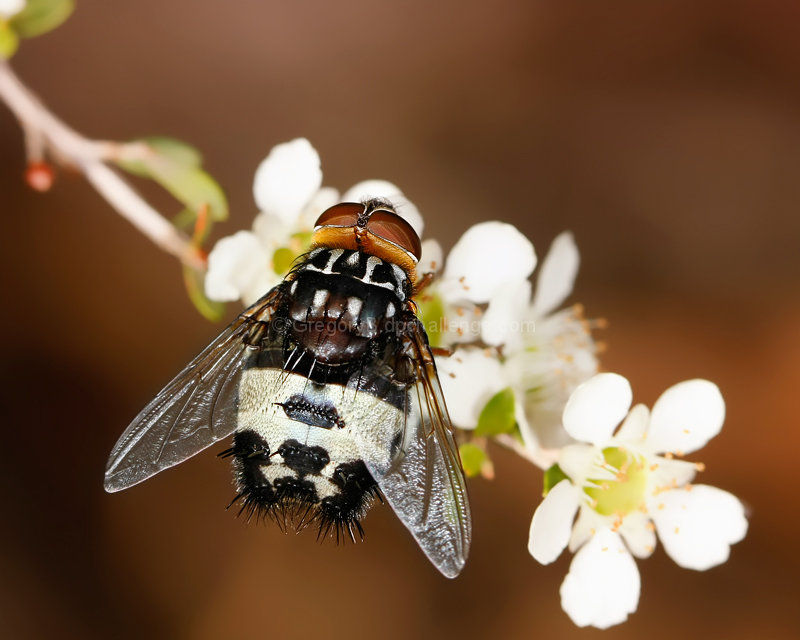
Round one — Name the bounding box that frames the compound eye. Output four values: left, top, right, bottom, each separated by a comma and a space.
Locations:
367, 209, 422, 260
314, 202, 364, 229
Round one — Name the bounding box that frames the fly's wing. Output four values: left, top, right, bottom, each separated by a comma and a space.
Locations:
364, 319, 472, 578
104, 289, 282, 492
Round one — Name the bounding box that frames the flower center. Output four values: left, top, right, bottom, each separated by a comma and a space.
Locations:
415, 292, 445, 347
272, 230, 314, 275
584, 447, 648, 517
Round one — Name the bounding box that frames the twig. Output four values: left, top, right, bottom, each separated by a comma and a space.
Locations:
493, 433, 560, 471
0, 60, 204, 270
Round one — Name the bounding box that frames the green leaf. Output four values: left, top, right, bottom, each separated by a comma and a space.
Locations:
11, 0, 74, 38
183, 264, 225, 322
542, 463, 568, 496
459, 442, 488, 478
121, 137, 203, 175
172, 207, 198, 232
475, 387, 517, 437
0, 22, 19, 59
116, 138, 228, 222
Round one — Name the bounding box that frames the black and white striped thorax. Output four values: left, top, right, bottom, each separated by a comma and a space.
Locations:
295, 247, 411, 302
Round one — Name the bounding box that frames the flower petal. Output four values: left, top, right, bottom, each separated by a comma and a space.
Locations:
618, 512, 656, 558
435, 348, 505, 428
560, 528, 641, 629
253, 138, 322, 223
648, 456, 698, 491
614, 404, 649, 443
441, 222, 536, 304
650, 484, 747, 570
205, 231, 268, 302
531, 231, 580, 317
515, 402, 560, 469
251, 212, 292, 249
0, 0, 25, 18
481, 279, 532, 350
568, 504, 608, 552
418, 238, 443, 275
562, 373, 632, 446
647, 379, 725, 455
559, 443, 603, 486
298, 186, 340, 228
342, 180, 423, 237
529, 480, 581, 564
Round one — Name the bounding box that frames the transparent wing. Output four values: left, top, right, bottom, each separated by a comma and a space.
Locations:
366, 321, 472, 578
104, 290, 281, 492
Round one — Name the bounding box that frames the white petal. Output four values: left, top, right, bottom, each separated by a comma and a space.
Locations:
435, 348, 505, 429
441, 222, 536, 304
531, 231, 580, 317
651, 484, 747, 571
342, 180, 423, 237
298, 186, 340, 229
253, 139, 322, 223
648, 456, 698, 491
241, 271, 282, 307
529, 480, 580, 564
481, 279, 532, 351
515, 403, 560, 469
560, 528, 640, 629
0, 0, 25, 18
418, 238, 443, 275
251, 212, 293, 249
204, 231, 268, 302
562, 373, 632, 446
647, 379, 725, 455
439, 300, 482, 345
614, 404, 649, 443
559, 443, 602, 486
568, 504, 609, 552
618, 512, 656, 558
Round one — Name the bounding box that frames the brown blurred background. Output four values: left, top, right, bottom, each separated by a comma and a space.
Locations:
1, 1, 798, 638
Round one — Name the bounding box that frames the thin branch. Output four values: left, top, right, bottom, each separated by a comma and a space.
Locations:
494, 433, 559, 471
0, 60, 204, 270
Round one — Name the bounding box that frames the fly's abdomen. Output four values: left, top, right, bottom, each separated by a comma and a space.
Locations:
227, 366, 404, 541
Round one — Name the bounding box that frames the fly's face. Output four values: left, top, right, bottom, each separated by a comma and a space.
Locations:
105, 199, 472, 578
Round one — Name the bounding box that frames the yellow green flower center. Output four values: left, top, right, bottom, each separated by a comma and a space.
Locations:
584, 447, 648, 517
272, 230, 314, 275
415, 292, 445, 348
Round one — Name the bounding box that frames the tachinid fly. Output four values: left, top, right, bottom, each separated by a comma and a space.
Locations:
104, 199, 472, 578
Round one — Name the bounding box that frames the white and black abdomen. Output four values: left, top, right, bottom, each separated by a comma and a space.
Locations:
224, 247, 416, 540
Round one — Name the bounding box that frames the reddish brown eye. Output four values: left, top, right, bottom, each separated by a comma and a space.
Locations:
367, 209, 422, 260
314, 202, 364, 228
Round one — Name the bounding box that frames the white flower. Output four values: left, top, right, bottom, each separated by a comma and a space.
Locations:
430, 229, 598, 464
528, 373, 748, 628
205, 139, 422, 306
0, 0, 25, 19
418, 222, 535, 348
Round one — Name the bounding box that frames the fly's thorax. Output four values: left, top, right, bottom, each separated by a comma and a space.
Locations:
282, 248, 411, 365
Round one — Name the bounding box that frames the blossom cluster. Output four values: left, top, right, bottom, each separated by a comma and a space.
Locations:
204, 138, 747, 629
